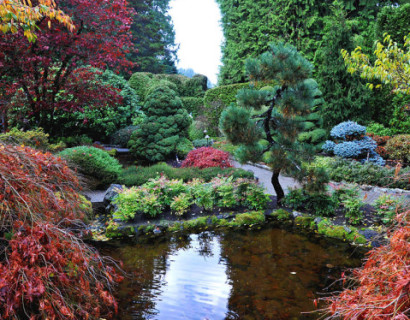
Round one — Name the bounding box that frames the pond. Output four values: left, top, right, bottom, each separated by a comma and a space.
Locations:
102, 227, 364, 320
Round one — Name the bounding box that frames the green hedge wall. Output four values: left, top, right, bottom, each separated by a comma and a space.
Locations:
181, 97, 204, 117
203, 82, 269, 136
129, 72, 208, 103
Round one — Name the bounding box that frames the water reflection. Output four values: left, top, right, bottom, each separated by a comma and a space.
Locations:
103, 227, 363, 320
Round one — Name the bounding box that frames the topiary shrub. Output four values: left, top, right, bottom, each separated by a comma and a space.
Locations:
128, 86, 191, 162
128, 72, 153, 102
110, 125, 139, 148
58, 146, 122, 189
385, 134, 410, 164
181, 147, 232, 169
182, 74, 208, 97
57, 134, 93, 148
322, 121, 385, 165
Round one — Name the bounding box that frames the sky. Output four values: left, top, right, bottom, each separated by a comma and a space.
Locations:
169, 0, 223, 85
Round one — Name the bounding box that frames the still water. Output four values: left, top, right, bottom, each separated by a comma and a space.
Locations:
103, 227, 363, 320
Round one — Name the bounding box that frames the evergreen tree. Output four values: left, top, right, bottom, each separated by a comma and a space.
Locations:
128, 0, 178, 74
129, 85, 191, 162
220, 42, 326, 203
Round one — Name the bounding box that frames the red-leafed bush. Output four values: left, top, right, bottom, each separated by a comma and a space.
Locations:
0, 143, 122, 319
366, 133, 391, 158
181, 147, 233, 169
324, 209, 410, 319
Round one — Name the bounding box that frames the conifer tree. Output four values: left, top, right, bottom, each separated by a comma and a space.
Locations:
220, 42, 325, 203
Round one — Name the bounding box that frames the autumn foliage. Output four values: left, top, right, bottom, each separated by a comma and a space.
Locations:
0, 143, 122, 319
181, 147, 233, 169
324, 209, 410, 319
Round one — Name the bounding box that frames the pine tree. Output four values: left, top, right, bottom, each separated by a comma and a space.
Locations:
220, 42, 325, 203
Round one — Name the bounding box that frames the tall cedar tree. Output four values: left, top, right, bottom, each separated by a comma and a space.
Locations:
128, 0, 177, 74
220, 42, 324, 203
0, 0, 134, 132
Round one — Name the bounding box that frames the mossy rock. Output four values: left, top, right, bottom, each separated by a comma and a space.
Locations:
271, 209, 292, 221
294, 215, 315, 229
231, 211, 265, 226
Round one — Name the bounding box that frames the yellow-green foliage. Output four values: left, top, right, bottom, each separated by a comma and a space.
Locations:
342, 33, 410, 95
294, 215, 315, 229
0, 127, 65, 152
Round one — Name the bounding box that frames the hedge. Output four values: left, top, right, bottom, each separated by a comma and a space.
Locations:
181, 97, 204, 117
203, 82, 268, 136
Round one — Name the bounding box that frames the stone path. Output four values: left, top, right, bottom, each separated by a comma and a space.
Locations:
233, 161, 410, 207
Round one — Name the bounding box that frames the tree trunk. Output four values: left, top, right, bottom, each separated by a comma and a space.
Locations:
271, 169, 284, 205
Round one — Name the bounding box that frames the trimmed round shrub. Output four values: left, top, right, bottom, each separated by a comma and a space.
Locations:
129, 85, 191, 162
181, 147, 232, 169
386, 134, 410, 163
110, 125, 139, 147
321, 140, 336, 154
58, 146, 122, 188
330, 121, 366, 140
334, 141, 361, 158
128, 72, 153, 102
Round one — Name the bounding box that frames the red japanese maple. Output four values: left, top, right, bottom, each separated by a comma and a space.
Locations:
181, 147, 233, 169
0, 143, 122, 319
0, 0, 135, 130
323, 209, 410, 319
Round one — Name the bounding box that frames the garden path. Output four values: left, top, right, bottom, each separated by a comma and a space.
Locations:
233, 161, 410, 207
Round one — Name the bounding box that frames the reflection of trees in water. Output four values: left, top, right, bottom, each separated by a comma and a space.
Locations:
196, 231, 215, 258
219, 228, 361, 320
105, 235, 193, 320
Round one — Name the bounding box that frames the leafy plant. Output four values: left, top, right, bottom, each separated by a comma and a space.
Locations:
181, 147, 232, 169
243, 183, 271, 210
341, 194, 364, 225
385, 134, 410, 163
170, 193, 192, 216
191, 183, 216, 211
374, 194, 403, 224
215, 178, 237, 209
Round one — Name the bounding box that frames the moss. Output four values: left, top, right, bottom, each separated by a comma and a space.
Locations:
294, 216, 314, 228
231, 211, 265, 226
345, 229, 367, 244
271, 209, 292, 221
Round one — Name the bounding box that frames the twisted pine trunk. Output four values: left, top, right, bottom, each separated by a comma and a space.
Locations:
271, 169, 285, 204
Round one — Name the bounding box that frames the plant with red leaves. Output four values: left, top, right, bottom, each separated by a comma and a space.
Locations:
367, 133, 391, 158
0, 143, 122, 319
322, 208, 410, 319
0, 0, 134, 132
181, 147, 233, 169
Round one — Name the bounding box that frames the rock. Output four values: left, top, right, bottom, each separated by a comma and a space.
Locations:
359, 229, 379, 240
292, 211, 303, 218
153, 227, 161, 234
314, 217, 323, 224
103, 184, 123, 206
343, 226, 352, 234
104, 184, 123, 213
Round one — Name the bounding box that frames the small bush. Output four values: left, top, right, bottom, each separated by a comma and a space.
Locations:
193, 139, 212, 148
366, 122, 394, 136
314, 156, 410, 189
58, 146, 122, 188
385, 134, 410, 163
110, 125, 139, 147
182, 147, 232, 169
330, 121, 366, 139
58, 134, 93, 148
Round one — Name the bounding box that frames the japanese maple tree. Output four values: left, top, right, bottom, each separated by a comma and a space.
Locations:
0, 0, 135, 132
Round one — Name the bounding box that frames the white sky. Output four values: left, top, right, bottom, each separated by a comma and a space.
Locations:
169, 0, 223, 85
